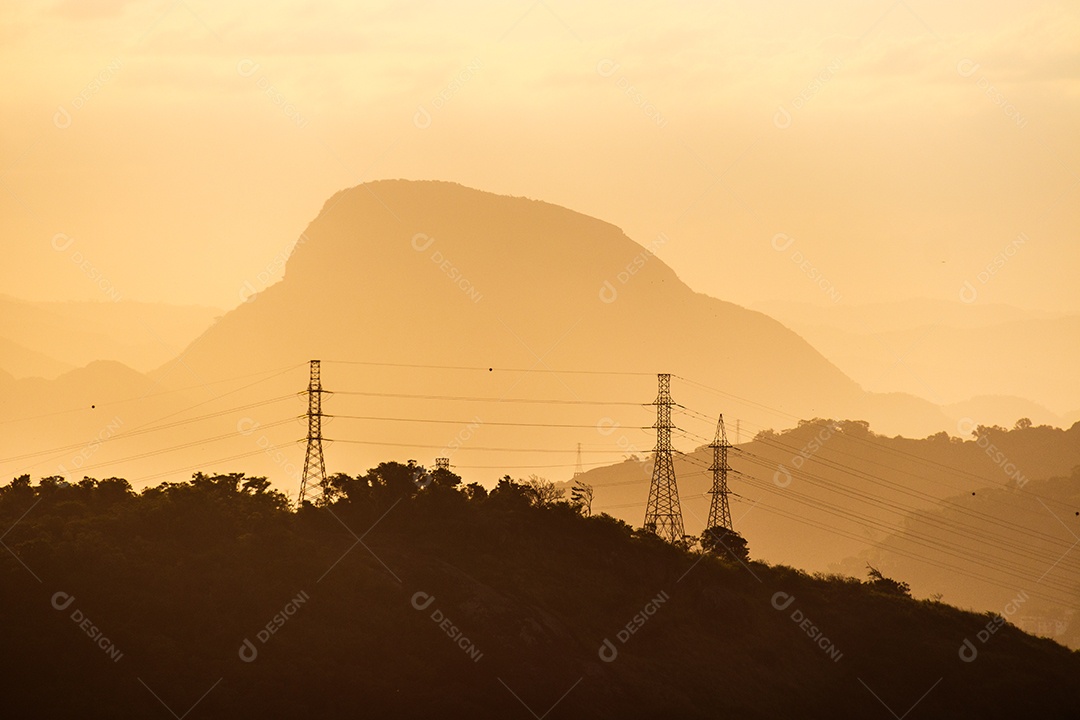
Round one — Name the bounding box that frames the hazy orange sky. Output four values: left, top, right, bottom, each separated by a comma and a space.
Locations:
1, 0, 1077, 313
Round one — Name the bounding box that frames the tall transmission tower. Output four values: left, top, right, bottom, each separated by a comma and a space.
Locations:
299, 360, 327, 505
644, 373, 684, 542
707, 414, 733, 531
573, 443, 584, 478
434, 457, 450, 472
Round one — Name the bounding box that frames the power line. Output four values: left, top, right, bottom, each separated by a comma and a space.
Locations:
0, 363, 305, 427
675, 375, 1078, 515
324, 359, 653, 376
333, 439, 627, 454
0, 395, 297, 465
333, 390, 647, 406
656, 448, 1080, 597
332, 415, 649, 430
593, 461, 1080, 607
56, 419, 296, 475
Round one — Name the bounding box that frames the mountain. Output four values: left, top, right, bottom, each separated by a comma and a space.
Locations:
855, 466, 1080, 645
0, 295, 220, 377
753, 299, 1080, 417
2, 471, 1078, 718
0, 336, 71, 379
145, 180, 950, 476
576, 420, 1080, 631
0, 180, 1007, 508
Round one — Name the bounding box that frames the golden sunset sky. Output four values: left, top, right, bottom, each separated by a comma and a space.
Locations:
1, 0, 1077, 313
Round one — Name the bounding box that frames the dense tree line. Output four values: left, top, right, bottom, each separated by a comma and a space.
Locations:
1, 464, 1077, 718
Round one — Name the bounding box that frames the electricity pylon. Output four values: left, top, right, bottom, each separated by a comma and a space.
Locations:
299, 360, 327, 505
707, 414, 733, 531
644, 373, 684, 542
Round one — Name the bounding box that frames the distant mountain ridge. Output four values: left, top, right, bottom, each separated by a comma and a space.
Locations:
754, 299, 1080, 420
168, 180, 949, 436
574, 418, 1080, 630
0, 295, 220, 378
0, 179, 969, 493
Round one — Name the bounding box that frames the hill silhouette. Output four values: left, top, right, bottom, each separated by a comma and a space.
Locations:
578, 419, 1080, 631
163, 179, 948, 435
2, 468, 1077, 718
861, 464, 1080, 645
1, 179, 962, 498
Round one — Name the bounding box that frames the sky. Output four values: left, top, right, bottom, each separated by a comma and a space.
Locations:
1, 0, 1078, 313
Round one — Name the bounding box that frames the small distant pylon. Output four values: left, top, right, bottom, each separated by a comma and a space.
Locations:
644, 373, 684, 542
573, 443, 584, 478
434, 457, 450, 472
707, 414, 733, 532
299, 360, 328, 505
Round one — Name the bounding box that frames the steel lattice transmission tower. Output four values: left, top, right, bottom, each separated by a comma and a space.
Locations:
434, 457, 450, 472
573, 443, 584, 478
644, 373, 684, 542
707, 414, 734, 531
299, 360, 328, 505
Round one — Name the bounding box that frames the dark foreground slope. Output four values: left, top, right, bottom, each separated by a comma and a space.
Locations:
1, 471, 1077, 719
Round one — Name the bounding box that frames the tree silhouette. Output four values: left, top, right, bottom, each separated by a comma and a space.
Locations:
570, 479, 594, 516
701, 526, 750, 563
866, 564, 911, 597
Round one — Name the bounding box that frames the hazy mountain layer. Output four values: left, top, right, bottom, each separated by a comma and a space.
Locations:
576, 420, 1080, 628
0, 295, 220, 377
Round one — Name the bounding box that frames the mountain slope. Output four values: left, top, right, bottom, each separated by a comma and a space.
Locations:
158, 180, 947, 472
0, 335, 71, 379
2, 472, 1077, 718
577, 420, 1080, 623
